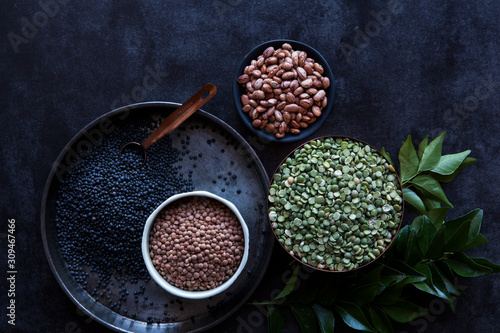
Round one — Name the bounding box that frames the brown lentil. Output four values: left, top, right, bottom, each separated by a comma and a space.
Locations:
149, 196, 245, 291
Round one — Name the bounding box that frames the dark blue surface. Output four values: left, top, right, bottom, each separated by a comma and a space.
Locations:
1, 1, 499, 332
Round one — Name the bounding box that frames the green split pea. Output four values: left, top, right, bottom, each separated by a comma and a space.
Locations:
268, 137, 403, 271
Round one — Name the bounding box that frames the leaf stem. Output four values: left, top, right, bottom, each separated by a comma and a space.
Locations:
402, 172, 419, 186
418, 253, 452, 265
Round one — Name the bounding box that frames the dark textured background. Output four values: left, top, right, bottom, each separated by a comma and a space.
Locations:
1, 0, 499, 332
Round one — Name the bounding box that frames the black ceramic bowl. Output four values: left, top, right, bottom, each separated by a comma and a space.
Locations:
233, 39, 335, 143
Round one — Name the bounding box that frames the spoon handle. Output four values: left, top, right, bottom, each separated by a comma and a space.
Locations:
141, 83, 217, 149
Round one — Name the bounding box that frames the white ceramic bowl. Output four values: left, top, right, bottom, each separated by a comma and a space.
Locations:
142, 190, 249, 299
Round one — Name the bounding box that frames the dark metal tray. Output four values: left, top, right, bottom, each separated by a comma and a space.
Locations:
41, 102, 273, 332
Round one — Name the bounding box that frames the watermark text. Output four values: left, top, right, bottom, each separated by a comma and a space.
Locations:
6, 219, 17, 326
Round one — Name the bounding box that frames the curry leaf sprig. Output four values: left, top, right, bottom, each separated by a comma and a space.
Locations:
390, 131, 476, 215
262, 132, 499, 333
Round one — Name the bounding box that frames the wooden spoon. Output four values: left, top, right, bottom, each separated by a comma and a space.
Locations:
119, 83, 217, 168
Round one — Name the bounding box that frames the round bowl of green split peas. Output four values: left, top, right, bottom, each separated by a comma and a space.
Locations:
268, 136, 404, 272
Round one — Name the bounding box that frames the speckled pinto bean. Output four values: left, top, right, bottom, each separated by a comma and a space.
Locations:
238, 42, 330, 139
149, 197, 245, 291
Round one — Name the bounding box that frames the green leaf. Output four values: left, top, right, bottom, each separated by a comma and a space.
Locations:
412, 280, 439, 297
442, 215, 469, 243
470, 257, 500, 273
367, 306, 393, 333
442, 209, 483, 252
334, 301, 376, 332
312, 303, 335, 333
462, 233, 488, 251
399, 135, 419, 182
380, 301, 427, 323
410, 215, 425, 232
425, 207, 449, 229
425, 228, 446, 260
390, 260, 427, 283
417, 134, 429, 160
412, 262, 431, 279
427, 263, 456, 310
422, 197, 441, 211
433, 157, 476, 183
290, 303, 318, 332
374, 277, 409, 306
380, 266, 407, 287
412, 263, 441, 298
434, 261, 465, 297
418, 131, 446, 172
403, 188, 427, 215
430, 150, 471, 175
445, 220, 471, 253
274, 264, 299, 301
464, 209, 483, 246
380, 147, 394, 166
443, 209, 482, 241
359, 263, 385, 286
315, 275, 339, 306
417, 216, 437, 256
395, 226, 409, 258
405, 225, 423, 266
411, 174, 454, 208
267, 305, 285, 333
350, 282, 386, 306
445, 252, 493, 277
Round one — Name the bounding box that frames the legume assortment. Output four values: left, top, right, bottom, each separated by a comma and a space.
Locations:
149, 196, 245, 291
238, 42, 331, 139
268, 137, 403, 271
50, 112, 271, 325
